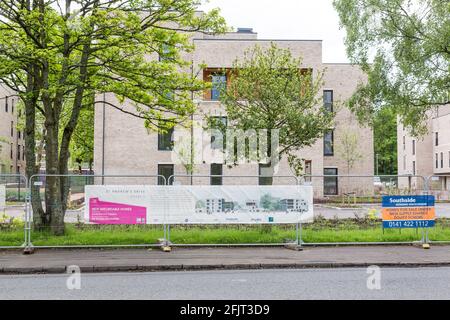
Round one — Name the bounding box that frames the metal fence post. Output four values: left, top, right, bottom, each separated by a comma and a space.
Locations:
296, 176, 303, 247
166, 175, 171, 246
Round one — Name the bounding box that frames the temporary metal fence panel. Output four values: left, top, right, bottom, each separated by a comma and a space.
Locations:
0, 174, 28, 249
165, 174, 303, 247
3, 173, 443, 250
27, 174, 167, 249
424, 175, 450, 244
297, 175, 434, 245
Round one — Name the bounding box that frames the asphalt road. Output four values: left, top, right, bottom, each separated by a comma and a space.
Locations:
1, 267, 449, 300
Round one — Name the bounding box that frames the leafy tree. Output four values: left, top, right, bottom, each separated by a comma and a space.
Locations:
373, 106, 398, 175
69, 104, 94, 173
217, 43, 334, 181
336, 129, 362, 175
0, 0, 226, 234
333, 0, 449, 135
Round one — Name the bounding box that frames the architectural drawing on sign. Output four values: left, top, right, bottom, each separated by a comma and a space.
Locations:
193, 191, 310, 215
196, 198, 236, 214
280, 199, 309, 213
244, 200, 261, 213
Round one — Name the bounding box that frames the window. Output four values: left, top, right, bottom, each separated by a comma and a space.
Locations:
210, 164, 223, 185
324, 168, 338, 195
412, 140, 415, 155
403, 155, 406, 170
158, 127, 174, 151
5, 98, 8, 112
158, 164, 174, 185
304, 160, 312, 183
159, 44, 171, 62
11, 99, 14, 114
412, 161, 416, 176
10, 143, 13, 159
23, 145, 25, 161
17, 145, 20, 160
441, 152, 444, 168
324, 130, 334, 156
210, 116, 227, 149
435, 132, 439, 146
436, 153, 438, 169
10, 121, 13, 137
323, 90, 333, 112
259, 163, 273, 185
211, 74, 227, 101
403, 136, 405, 150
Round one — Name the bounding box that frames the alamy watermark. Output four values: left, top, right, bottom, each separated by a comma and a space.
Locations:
66, 265, 81, 290
366, 265, 381, 290
171, 121, 281, 176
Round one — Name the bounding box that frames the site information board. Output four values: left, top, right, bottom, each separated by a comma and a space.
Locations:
84, 185, 314, 225
381, 195, 435, 228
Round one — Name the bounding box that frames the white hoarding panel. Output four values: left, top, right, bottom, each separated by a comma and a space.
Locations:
0, 185, 5, 211
85, 185, 313, 225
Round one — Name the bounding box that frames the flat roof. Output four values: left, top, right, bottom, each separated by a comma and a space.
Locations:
193, 38, 323, 42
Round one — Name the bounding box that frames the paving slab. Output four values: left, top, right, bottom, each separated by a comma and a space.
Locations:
1, 245, 450, 274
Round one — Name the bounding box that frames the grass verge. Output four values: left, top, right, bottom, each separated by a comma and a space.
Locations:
1, 218, 450, 247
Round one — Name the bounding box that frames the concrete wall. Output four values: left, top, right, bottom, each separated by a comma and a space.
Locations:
0, 85, 26, 175
322, 64, 374, 195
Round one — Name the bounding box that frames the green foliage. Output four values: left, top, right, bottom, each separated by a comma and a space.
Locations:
335, 129, 362, 174
373, 106, 398, 175
260, 193, 282, 211
333, 0, 450, 136
2, 220, 450, 246
0, 213, 25, 230
0, 1, 227, 233
68, 101, 94, 170
217, 43, 334, 170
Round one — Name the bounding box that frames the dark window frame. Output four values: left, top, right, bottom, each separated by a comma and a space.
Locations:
158, 164, 174, 185
158, 127, 174, 151
210, 163, 223, 185
324, 130, 334, 156
211, 73, 227, 101
324, 168, 338, 195
258, 163, 273, 185
323, 90, 333, 113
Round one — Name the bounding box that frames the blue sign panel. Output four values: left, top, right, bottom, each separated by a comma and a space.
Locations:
381, 195, 434, 208
383, 220, 435, 229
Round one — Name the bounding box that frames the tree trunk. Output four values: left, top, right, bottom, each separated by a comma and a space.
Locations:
24, 67, 46, 230
44, 115, 65, 235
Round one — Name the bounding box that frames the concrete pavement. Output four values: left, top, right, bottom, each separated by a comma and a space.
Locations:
2, 246, 450, 274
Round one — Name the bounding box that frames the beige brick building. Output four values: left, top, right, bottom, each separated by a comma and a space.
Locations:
0, 85, 26, 175
398, 104, 450, 195
94, 28, 374, 197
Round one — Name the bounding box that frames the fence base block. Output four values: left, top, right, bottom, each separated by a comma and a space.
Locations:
23, 246, 35, 255
157, 238, 172, 252
284, 243, 303, 251
422, 243, 431, 249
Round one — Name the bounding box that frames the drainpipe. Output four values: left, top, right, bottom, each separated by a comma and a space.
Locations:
101, 92, 106, 185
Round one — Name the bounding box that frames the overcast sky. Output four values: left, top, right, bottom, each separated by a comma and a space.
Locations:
200, 0, 349, 63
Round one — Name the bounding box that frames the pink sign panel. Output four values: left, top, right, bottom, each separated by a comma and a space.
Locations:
89, 198, 147, 224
